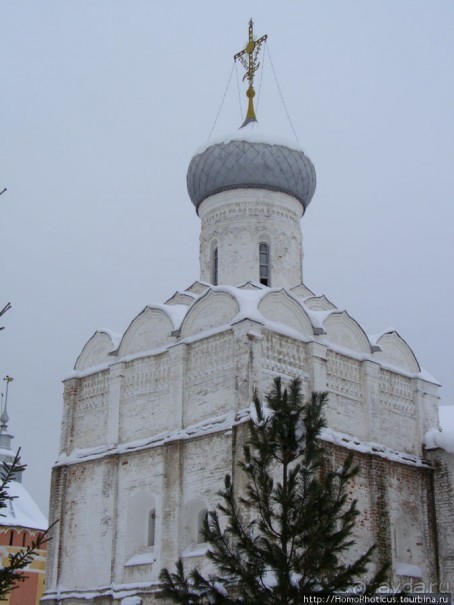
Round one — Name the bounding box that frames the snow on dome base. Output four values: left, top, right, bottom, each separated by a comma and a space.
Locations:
187, 124, 316, 212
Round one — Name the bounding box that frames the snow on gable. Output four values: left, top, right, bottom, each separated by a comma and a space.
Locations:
303, 294, 337, 312
258, 290, 314, 337
75, 330, 121, 372
289, 283, 316, 299
164, 290, 197, 306
322, 311, 371, 355
118, 305, 184, 357
180, 289, 239, 337
237, 280, 266, 291
184, 280, 211, 296
373, 330, 420, 374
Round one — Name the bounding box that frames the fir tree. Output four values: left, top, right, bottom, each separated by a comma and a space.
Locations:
0, 449, 52, 599
160, 377, 388, 604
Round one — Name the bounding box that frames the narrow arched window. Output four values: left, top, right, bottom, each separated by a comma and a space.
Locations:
197, 508, 208, 544
147, 508, 156, 547
213, 247, 218, 285
259, 242, 270, 286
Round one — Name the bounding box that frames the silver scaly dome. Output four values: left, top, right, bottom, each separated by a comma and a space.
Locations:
187, 126, 316, 213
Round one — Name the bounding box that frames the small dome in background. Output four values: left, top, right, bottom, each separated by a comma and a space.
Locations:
187, 124, 316, 213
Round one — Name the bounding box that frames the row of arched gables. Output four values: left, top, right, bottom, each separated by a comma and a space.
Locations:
75, 284, 421, 376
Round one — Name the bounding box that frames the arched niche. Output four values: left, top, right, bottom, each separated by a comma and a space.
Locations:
180, 290, 239, 337
323, 311, 371, 354
126, 492, 157, 559
118, 307, 175, 357
393, 512, 423, 576
182, 497, 208, 548
374, 331, 420, 373
75, 331, 118, 371
258, 290, 314, 337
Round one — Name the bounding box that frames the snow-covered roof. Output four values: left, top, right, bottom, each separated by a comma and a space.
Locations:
69, 281, 435, 387
0, 480, 48, 531
424, 406, 454, 455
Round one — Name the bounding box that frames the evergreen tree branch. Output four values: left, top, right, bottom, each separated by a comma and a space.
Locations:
0, 450, 56, 599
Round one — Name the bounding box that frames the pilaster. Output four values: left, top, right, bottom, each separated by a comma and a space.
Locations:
232, 319, 264, 411
107, 362, 125, 447
306, 341, 328, 392
169, 342, 188, 430
415, 378, 441, 437
361, 360, 381, 443
61, 378, 79, 455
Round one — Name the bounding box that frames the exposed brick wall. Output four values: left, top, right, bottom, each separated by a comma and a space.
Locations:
426, 449, 454, 590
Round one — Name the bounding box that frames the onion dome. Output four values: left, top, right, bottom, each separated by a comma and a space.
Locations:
187, 125, 316, 213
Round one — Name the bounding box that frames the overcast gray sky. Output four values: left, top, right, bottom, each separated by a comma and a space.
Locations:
1, 1, 453, 516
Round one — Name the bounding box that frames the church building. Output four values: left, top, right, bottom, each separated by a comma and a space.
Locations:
43, 22, 454, 605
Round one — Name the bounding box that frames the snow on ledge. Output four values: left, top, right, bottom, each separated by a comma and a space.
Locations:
125, 551, 155, 567
394, 561, 423, 578
424, 428, 454, 454
42, 580, 160, 603
55, 409, 430, 471
320, 428, 431, 468
55, 412, 237, 467
182, 544, 209, 558
121, 597, 142, 605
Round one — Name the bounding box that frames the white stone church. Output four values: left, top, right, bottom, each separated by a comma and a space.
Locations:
43, 31, 454, 605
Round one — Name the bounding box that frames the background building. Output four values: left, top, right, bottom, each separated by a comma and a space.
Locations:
0, 386, 48, 605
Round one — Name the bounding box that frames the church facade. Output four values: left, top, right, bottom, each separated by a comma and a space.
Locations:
43, 28, 454, 605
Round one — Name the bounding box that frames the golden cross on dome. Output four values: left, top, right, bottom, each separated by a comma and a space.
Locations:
234, 19, 268, 127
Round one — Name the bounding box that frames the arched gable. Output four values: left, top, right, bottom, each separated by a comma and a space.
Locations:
304, 295, 336, 312
374, 331, 420, 373
258, 290, 314, 337
237, 281, 265, 291
289, 283, 316, 298
165, 291, 196, 306
75, 331, 118, 371
185, 281, 211, 296
180, 290, 239, 337
323, 311, 371, 354
118, 307, 175, 357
